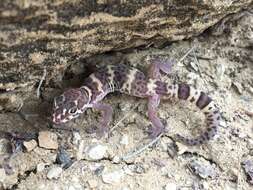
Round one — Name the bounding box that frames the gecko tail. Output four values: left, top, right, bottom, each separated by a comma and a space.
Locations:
175, 124, 218, 146
167, 83, 221, 146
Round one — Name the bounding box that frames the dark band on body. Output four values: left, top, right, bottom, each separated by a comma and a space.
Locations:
196, 92, 212, 109
178, 84, 190, 100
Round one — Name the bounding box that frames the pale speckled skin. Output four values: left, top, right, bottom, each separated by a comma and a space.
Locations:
52, 60, 221, 145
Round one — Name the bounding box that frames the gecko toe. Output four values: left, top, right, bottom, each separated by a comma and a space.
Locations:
146, 125, 165, 139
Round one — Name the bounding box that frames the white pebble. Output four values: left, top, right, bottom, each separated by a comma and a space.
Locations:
0, 168, 6, 183
76, 140, 85, 161
164, 182, 177, 190
120, 135, 129, 146
23, 139, 37, 152
87, 144, 107, 161
102, 170, 125, 184
72, 131, 81, 145
37, 163, 46, 172
47, 166, 63, 179
112, 155, 121, 163
87, 179, 98, 188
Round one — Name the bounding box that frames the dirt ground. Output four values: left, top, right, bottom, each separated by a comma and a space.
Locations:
0, 12, 253, 190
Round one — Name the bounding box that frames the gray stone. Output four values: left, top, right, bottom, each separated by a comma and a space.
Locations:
47, 166, 63, 179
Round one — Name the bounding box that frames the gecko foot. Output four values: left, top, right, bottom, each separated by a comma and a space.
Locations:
95, 125, 109, 139
146, 125, 166, 139
146, 119, 168, 139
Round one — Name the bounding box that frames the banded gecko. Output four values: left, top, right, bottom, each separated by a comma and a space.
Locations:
52, 59, 220, 145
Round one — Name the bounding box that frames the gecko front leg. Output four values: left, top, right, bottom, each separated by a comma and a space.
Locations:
146, 58, 173, 138
147, 94, 165, 138
148, 57, 174, 79
92, 103, 113, 138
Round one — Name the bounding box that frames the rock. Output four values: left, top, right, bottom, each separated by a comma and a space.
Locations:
67, 183, 83, 190
126, 163, 145, 174
76, 140, 85, 161
0, 139, 10, 154
0, 168, 6, 183
123, 165, 134, 176
89, 163, 104, 174
1, 1, 252, 110
242, 160, 253, 185
102, 169, 125, 184
112, 156, 121, 164
23, 139, 37, 152
164, 182, 177, 190
36, 163, 46, 173
120, 135, 129, 146
86, 144, 107, 161
202, 181, 210, 190
38, 131, 58, 150
47, 166, 63, 179
72, 131, 81, 145
56, 148, 73, 169
247, 139, 253, 150
87, 179, 98, 189
188, 159, 217, 179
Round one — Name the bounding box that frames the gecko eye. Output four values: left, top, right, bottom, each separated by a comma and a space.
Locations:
69, 107, 78, 114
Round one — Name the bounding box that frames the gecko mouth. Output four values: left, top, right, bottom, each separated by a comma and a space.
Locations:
52, 114, 66, 124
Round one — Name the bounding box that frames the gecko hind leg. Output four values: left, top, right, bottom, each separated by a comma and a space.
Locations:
147, 95, 166, 139
92, 103, 113, 138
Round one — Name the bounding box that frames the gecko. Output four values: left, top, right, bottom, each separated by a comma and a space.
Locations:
52, 59, 220, 146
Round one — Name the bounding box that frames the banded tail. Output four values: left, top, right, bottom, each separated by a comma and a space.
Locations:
164, 83, 220, 145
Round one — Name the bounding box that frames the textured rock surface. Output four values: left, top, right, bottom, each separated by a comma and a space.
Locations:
0, 0, 252, 110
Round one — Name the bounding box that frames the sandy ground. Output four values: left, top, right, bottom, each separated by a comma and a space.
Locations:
0, 12, 253, 190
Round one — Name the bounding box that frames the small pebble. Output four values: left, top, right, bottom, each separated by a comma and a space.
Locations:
102, 169, 125, 184
112, 156, 121, 164
0, 139, 11, 154
37, 163, 46, 172
23, 139, 37, 152
94, 165, 105, 176
189, 159, 216, 179
56, 147, 73, 169
76, 140, 85, 160
38, 131, 58, 150
86, 144, 107, 161
164, 182, 177, 190
120, 135, 129, 146
242, 160, 253, 184
47, 166, 63, 179
87, 179, 98, 188
0, 168, 6, 183
123, 165, 134, 176
247, 139, 253, 150
202, 181, 210, 190
68, 183, 83, 190
72, 131, 81, 145
127, 163, 145, 174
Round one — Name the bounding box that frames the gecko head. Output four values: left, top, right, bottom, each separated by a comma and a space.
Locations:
52, 88, 90, 124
